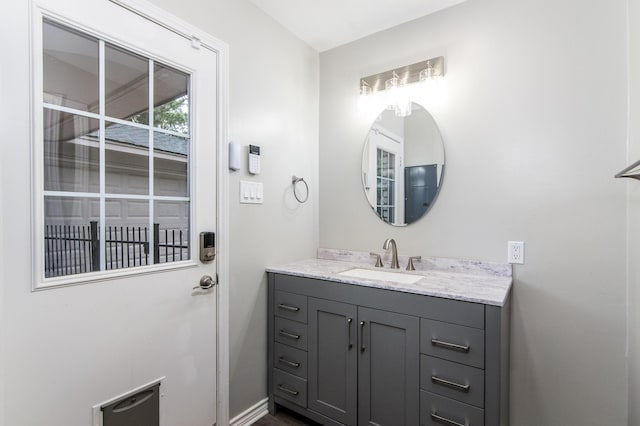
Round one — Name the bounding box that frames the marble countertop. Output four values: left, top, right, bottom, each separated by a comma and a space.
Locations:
266, 248, 513, 306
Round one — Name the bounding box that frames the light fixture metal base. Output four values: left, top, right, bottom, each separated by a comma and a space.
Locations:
360, 56, 445, 94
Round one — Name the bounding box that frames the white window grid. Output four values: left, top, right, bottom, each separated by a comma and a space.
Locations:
41, 19, 193, 282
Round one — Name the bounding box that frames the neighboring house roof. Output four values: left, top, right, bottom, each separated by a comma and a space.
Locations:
90, 123, 188, 156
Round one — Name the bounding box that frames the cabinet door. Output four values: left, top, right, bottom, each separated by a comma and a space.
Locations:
308, 297, 358, 425
358, 307, 420, 426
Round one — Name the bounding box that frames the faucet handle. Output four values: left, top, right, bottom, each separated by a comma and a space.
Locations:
406, 256, 422, 271
369, 252, 384, 268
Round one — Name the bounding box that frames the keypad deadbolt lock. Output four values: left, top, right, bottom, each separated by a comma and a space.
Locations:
199, 232, 216, 263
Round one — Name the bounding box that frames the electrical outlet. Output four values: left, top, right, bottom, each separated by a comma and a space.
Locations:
507, 241, 524, 264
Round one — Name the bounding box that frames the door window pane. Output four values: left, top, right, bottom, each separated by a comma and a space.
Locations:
44, 109, 99, 192
154, 64, 189, 134
105, 199, 150, 270
105, 44, 149, 123
154, 131, 188, 197
105, 122, 150, 195
43, 20, 99, 112
44, 196, 99, 277
154, 201, 190, 263
376, 149, 396, 224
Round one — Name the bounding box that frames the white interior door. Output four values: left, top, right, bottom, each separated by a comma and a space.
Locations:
5, 1, 221, 425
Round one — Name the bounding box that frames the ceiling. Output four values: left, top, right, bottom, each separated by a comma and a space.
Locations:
249, 0, 467, 52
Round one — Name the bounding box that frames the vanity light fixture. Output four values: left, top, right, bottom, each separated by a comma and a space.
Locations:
419, 61, 436, 81
384, 71, 402, 91
360, 80, 372, 96
360, 56, 445, 117
384, 71, 403, 112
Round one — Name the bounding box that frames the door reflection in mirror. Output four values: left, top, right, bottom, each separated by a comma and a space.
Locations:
361, 102, 444, 226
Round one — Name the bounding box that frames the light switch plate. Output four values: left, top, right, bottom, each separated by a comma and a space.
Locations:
240, 180, 263, 204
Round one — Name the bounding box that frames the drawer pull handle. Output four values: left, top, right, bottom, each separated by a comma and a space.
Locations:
347, 318, 353, 349
278, 304, 300, 312
431, 338, 470, 353
278, 357, 301, 368
277, 385, 299, 396
431, 412, 466, 426
431, 375, 470, 392
360, 321, 366, 352
279, 330, 300, 340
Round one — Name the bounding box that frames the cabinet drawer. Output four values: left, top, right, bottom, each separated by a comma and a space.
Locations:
274, 368, 307, 408
421, 355, 484, 408
420, 391, 484, 426
275, 317, 308, 350
421, 319, 485, 368
275, 291, 308, 323
274, 342, 308, 379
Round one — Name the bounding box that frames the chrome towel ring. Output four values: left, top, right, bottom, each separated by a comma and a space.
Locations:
292, 176, 309, 203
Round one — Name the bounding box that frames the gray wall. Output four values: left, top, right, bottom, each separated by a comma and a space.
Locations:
147, 0, 320, 418
319, 0, 628, 424
629, 0, 640, 423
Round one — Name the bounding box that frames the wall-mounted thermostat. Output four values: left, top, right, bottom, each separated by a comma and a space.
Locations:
249, 144, 261, 175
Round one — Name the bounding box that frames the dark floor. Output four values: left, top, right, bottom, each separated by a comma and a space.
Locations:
253, 406, 319, 426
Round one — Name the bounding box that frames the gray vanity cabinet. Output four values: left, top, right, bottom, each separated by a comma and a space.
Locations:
306, 299, 419, 426
357, 307, 419, 426
308, 298, 358, 425
268, 272, 510, 426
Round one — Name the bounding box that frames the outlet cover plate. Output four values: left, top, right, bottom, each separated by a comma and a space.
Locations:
507, 241, 524, 264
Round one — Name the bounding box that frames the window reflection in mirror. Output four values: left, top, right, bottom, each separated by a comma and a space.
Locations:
362, 102, 445, 226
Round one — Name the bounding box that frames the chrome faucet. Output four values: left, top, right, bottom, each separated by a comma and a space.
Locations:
383, 238, 400, 269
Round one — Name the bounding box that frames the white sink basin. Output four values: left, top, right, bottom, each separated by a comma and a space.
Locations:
338, 268, 422, 284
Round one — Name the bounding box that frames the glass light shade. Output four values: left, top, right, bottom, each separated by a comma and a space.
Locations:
419, 61, 435, 81
385, 75, 400, 110
394, 100, 412, 117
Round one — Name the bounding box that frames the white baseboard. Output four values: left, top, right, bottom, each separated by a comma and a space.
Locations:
229, 398, 269, 426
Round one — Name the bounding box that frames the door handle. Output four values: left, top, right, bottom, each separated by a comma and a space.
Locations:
278, 304, 300, 312
360, 321, 366, 352
278, 330, 300, 340
278, 357, 301, 368
277, 385, 299, 396
431, 412, 466, 426
347, 318, 353, 349
431, 338, 470, 353
431, 375, 470, 392
193, 275, 216, 290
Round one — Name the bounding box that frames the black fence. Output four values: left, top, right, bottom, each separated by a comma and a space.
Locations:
44, 221, 189, 278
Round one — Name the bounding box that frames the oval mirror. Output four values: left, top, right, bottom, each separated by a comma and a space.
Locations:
361, 102, 445, 226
